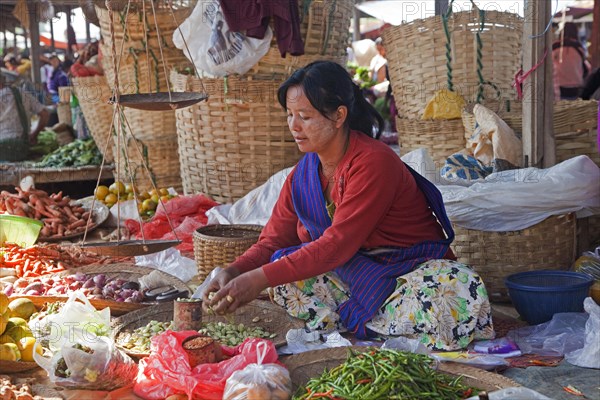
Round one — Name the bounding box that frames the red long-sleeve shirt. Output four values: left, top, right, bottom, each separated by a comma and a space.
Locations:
230, 131, 452, 287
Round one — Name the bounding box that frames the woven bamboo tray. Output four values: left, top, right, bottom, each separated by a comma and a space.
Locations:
383, 9, 522, 119
451, 214, 577, 303
171, 71, 303, 201
0, 360, 39, 374
9, 263, 190, 316
71, 75, 115, 163
462, 100, 599, 167
247, 0, 352, 77
396, 117, 466, 165
193, 224, 263, 284
282, 347, 520, 394
111, 299, 304, 358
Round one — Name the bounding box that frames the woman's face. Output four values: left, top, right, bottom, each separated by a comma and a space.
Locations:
285, 85, 339, 154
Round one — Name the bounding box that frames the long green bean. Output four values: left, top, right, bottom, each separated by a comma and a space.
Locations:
293, 348, 477, 400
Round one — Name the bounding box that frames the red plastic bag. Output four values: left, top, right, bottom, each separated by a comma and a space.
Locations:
133, 331, 280, 400
125, 194, 219, 252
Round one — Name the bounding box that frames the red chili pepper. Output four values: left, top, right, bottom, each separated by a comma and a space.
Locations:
563, 385, 585, 397
463, 388, 473, 398
356, 379, 372, 384
309, 388, 334, 399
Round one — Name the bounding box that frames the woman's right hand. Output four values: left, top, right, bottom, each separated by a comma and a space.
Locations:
202, 267, 240, 312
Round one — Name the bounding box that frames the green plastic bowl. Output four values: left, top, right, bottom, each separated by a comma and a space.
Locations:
0, 215, 44, 248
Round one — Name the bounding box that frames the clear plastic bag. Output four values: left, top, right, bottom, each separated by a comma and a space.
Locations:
223, 342, 292, 400
466, 387, 552, 400
565, 297, 600, 369
34, 328, 137, 390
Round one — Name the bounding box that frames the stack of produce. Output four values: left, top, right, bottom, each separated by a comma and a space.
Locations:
94, 180, 178, 218
0, 295, 41, 363
35, 138, 102, 168
0, 187, 95, 239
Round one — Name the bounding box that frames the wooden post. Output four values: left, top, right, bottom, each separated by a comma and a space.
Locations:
86, 21, 91, 44
49, 17, 55, 52
521, 0, 555, 168
352, 1, 361, 42
2, 31, 7, 53
28, 3, 41, 87
592, 0, 600, 69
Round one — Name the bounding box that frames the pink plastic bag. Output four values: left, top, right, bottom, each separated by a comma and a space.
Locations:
125, 194, 219, 253
133, 331, 280, 400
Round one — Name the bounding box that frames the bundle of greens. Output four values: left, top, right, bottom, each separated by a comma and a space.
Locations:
36, 139, 102, 168
30, 130, 59, 155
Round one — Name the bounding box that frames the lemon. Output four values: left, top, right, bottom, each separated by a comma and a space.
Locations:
7, 298, 35, 320
138, 191, 150, 201
125, 183, 136, 194
18, 337, 42, 362
0, 314, 7, 335
94, 185, 110, 201
127, 192, 135, 201
150, 194, 160, 204
159, 195, 170, 204
109, 181, 126, 195
159, 188, 169, 196
0, 334, 15, 344
142, 199, 157, 212
104, 193, 118, 205
0, 343, 18, 361
0, 293, 8, 315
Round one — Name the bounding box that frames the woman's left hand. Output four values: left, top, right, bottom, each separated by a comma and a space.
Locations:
209, 268, 269, 314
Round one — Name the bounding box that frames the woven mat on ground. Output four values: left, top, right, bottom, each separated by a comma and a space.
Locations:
503, 360, 600, 400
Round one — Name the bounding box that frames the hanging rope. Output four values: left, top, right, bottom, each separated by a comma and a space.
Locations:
442, 0, 486, 102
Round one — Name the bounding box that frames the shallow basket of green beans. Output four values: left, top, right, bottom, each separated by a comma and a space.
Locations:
283, 347, 518, 400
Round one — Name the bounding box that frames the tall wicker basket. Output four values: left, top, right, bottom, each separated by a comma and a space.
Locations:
171, 71, 302, 202
193, 224, 263, 284
71, 75, 115, 163
396, 118, 466, 165
451, 214, 577, 303
382, 9, 522, 120
247, 0, 352, 77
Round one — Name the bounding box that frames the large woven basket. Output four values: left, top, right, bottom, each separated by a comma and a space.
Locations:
171, 71, 302, 201
71, 75, 115, 162
95, 2, 192, 50
112, 133, 182, 191
383, 9, 522, 119
451, 214, 577, 303
101, 43, 191, 94
396, 117, 466, 165
462, 100, 599, 166
247, 0, 352, 77
193, 224, 263, 283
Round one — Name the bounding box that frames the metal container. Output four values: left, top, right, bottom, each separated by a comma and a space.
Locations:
173, 298, 203, 331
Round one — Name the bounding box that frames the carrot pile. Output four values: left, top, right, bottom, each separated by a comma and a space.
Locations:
0, 243, 111, 278
0, 187, 94, 239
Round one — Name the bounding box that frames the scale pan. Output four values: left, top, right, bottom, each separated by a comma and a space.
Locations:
79, 239, 181, 256
111, 92, 208, 111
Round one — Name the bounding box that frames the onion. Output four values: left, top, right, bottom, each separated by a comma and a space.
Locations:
93, 274, 107, 287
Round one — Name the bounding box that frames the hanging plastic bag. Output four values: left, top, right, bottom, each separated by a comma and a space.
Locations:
29, 291, 110, 351
34, 328, 137, 390
223, 342, 292, 400
565, 298, 600, 369
173, 0, 272, 77
134, 331, 279, 400
422, 88, 466, 120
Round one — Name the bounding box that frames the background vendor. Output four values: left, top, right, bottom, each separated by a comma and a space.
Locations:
0, 73, 49, 162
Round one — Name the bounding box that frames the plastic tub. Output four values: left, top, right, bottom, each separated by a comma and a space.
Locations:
505, 270, 593, 325
0, 215, 43, 248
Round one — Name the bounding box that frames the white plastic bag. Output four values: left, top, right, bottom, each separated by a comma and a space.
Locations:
29, 291, 110, 352
565, 297, 600, 369
173, 0, 272, 77
135, 247, 196, 282
223, 342, 292, 400
466, 387, 552, 400
34, 328, 137, 390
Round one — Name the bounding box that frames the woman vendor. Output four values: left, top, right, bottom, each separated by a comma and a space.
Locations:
204, 61, 493, 350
